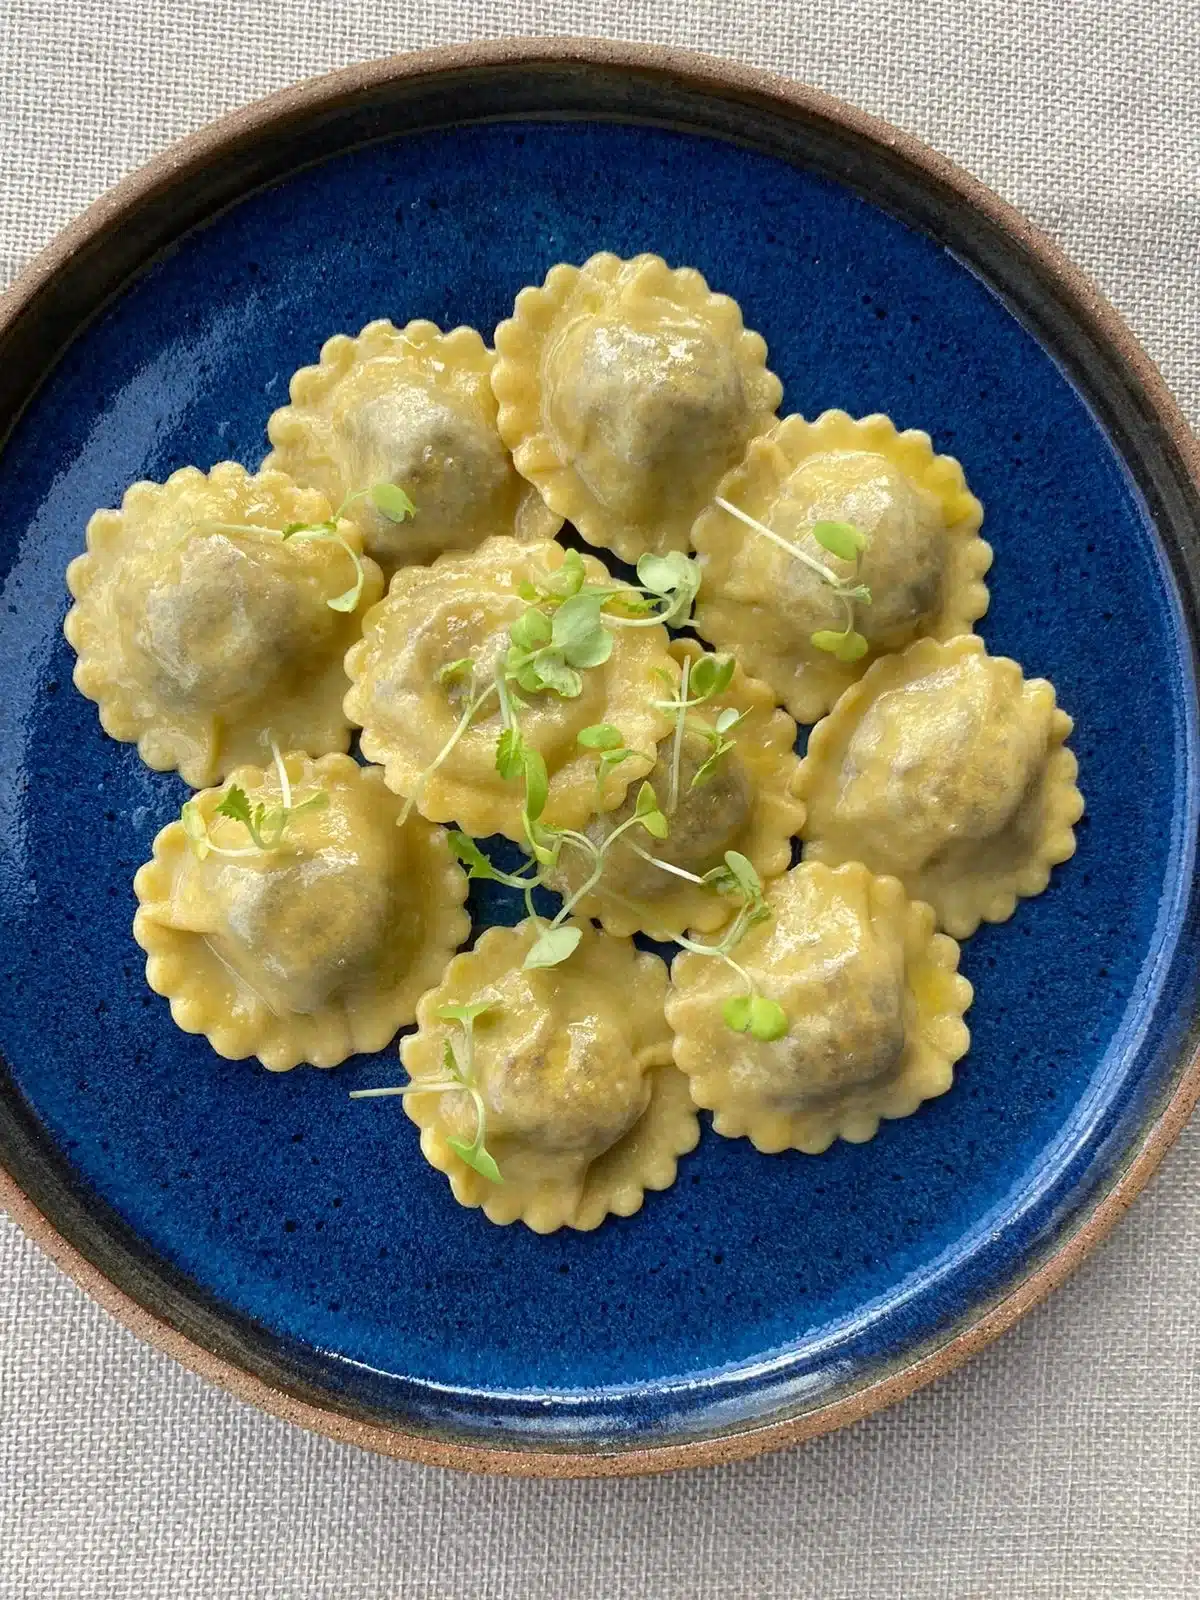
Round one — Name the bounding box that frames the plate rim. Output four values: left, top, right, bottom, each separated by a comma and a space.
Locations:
2, 33, 1199, 1479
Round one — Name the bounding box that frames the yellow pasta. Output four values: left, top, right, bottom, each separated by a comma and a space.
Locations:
666, 861, 973, 1153
343, 536, 676, 839
65, 462, 383, 787
399, 921, 699, 1232
492, 252, 782, 562
132, 752, 469, 1070
798, 635, 1084, 937
691, 410, 991, 722
264, 319, 560, 574
550, 640, 805, 938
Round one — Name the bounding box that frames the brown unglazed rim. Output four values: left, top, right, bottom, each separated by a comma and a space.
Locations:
2, 36, 1199, 1479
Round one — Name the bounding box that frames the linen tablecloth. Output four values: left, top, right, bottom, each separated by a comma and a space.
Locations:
2, 3, 1198, 1596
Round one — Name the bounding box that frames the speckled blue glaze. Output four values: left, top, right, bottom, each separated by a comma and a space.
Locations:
0, 121, 1196, 1448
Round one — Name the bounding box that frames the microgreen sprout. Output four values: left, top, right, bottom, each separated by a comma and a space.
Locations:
281, 481, 414, 612
670, 850, 790, 1040
715, 497, 872, 663
350, 1001, 501, 1183
648, 651, 741, 813
180, 742, 328, 860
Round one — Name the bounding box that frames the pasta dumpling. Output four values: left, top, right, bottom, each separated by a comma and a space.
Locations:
666, 861, 972, 1153
798, 634, 1083, 937
398, 920, 699, 1231
492, 253, 782, 563
550, 641, 805, 938
343, 536, 677, 839
264, 319, 560, 573
64, 462, 384, 788
691, 411, 991, 722
132, 752, 469, 1070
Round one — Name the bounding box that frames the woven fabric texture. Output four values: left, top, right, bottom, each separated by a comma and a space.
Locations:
1, 3, 1198, 1597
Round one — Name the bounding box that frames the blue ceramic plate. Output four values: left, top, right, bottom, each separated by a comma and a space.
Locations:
2, 44, 1199, 1474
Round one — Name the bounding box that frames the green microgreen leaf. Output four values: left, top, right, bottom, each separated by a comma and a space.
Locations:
523, 815, 561, 868
713, 706, 742, 735
370, 482, 416, 522
722, 994, 753, 1033
436, 1001, 495, 1025
495, 726, 526, 781
522, 748, 549, 822
215, 785, 253, 827
811, 520, 867, 561
723, 850, 763, 903
635, 782, 661, 820
551, 592, 606, 649
561, 627, 614, 671
577, 723, 624, 750
690, 747, 731, 788
437, 657, 473, 687
510, 608, 553, 652
639, 809, 669, 840
688, 653, 736, 702
551, 547, 586, 597
748, 995, 789, 1041
524, 924, 583, 970
448, 831, 502, 881
180, 799, 211, 860
447, 1137, 502, 1184
811, 628, 868, 662
529, 655, 584, 698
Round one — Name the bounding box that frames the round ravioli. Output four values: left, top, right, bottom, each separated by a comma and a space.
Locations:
264, 319, 560, 574
343, 536, 677, 839
691, 410, 992, 722
798, 635, 1084, 938
397, 920, 699, 1232
550, 640, 806, 938
65, 462, 384, 788
666, 861, 973, 1153
132, 752, 469, 1071
492, 252, 782, 563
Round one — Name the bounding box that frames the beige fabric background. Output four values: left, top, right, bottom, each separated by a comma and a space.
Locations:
1, 2, 1198, 1596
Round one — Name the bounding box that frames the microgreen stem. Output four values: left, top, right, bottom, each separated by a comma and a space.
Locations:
714, 497, 841, 587
666, 654, 691, 815
401, 681, 498, 824
627, 842, 707, 886
552, 813, 652, 926
270, 740, 293, 812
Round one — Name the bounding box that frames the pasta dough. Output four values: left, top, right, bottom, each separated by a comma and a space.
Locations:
264, 319, 560, 573
398, 920, 699, 1231
798, 635, 1083, 937
132, 752, 469, 1071
666, 861, 973, 1153
343, 536, 677, 838
691, 410, 991, 722
492, 252, 782, 562
64, 462, 384, 788
550, 640, 805, 938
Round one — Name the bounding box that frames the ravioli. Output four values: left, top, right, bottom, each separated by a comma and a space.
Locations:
492, 252, 782, 563
398, 920, 699, 1231
64, 462, 384, 788
691, 410, 992, 722
343, 536, 677, 839
798, 635, 1083, 937
550, 641, 806, 938
132, 752, 469, 1071
264, 319, 560, 574
666, 861, 972, 1153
